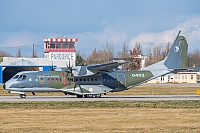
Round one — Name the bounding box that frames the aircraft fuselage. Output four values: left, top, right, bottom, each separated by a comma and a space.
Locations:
4, 70, 154, 97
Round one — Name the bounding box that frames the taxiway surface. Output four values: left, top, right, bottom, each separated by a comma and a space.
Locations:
0, 95, 199, 102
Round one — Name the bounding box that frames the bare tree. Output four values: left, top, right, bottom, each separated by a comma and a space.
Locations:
145, 42, 171, 67
16, 48, 23, 57
128, 42, 142, 70
187, 49, 200, 67
0, 50, 12, 57
103, 42, 114, 60
117, 42, 129, 58
86, 43, 115, 65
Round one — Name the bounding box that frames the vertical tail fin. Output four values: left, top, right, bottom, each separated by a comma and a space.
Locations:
143, 30, 188, 73
164, 30, 188, 69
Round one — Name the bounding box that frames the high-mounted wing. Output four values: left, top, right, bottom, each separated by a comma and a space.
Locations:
70, 62, 125, 77
87, 62, 125, 73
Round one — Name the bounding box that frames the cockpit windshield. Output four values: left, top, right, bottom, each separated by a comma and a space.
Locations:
13, 75, 20, 79
13, 75, 27, 80
22, 75, 27, 80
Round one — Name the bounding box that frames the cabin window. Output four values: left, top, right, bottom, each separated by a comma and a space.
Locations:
56, 78, 58, 82
83, 78, 86, 81
79, 78, 82, 81
52, 78, 54, 81
60, 78, 62, 82
48, 78, 50, 82
75, 78, 78, 81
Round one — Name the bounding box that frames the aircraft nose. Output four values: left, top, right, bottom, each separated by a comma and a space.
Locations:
3, 84, 6, 89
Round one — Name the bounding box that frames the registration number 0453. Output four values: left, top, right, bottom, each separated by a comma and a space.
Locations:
132, 73, 145, 78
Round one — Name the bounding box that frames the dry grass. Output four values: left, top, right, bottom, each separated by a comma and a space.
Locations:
109, 84, 200, 95
0, 101, 200, 133
0, 108, 199, 133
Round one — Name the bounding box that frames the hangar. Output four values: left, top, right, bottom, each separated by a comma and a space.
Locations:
0, 37, 78, 83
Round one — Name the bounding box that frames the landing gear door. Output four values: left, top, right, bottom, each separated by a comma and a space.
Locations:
117, 73, 126, 88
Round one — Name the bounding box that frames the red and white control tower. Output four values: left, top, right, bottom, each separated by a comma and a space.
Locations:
43, 38, 78, 66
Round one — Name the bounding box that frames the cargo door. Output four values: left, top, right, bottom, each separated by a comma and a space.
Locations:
117, 73, 126, 88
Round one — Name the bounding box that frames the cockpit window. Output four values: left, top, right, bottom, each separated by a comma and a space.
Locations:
13, 75, 19, 79
22, 75, 27, 80
19, 75, 22, 79
16, 75, 27, 80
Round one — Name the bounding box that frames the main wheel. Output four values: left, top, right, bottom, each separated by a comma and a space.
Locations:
20, 94, 26, 98
76, 95, 83, 98
94, 94, 101, 98
85, 94, 93, 98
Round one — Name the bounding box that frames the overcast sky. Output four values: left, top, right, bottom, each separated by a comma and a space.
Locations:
0, 0, 200, 57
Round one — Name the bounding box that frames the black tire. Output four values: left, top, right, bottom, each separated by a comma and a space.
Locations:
76, 95, 83, 98
94, 94, 101, 98
20, 94, 26, 98
85, 94, 93, 98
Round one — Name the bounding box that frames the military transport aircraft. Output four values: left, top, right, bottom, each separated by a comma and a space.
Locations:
3, 31, 188, 98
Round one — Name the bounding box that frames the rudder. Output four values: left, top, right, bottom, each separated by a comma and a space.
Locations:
164, 31, 188, 69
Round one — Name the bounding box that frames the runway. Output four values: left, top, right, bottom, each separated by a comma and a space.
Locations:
0, 95, 199, 102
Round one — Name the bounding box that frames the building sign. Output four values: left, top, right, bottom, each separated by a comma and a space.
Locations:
49, 52, 76, 61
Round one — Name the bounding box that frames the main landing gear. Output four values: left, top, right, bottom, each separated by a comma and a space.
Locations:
20, 94, 26, 98
76, 94, 101, 98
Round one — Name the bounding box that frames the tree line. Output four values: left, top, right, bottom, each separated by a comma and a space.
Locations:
81, 42, 200, 69
1, 44, 200, 69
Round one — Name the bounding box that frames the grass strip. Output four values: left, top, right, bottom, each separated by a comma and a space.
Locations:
0, 100, 199, 109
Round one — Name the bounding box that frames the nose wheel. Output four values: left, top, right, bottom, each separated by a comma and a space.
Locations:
20, 94, 26, 98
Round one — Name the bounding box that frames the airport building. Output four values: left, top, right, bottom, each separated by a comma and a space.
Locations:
147, 72, 200, 84
0, 37, 78, 83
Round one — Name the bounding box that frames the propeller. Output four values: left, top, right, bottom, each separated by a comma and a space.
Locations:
65, 59, 75, 86
66, 59, 73, 76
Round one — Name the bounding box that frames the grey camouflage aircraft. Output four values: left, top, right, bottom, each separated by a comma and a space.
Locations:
3, 31, 188, 98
